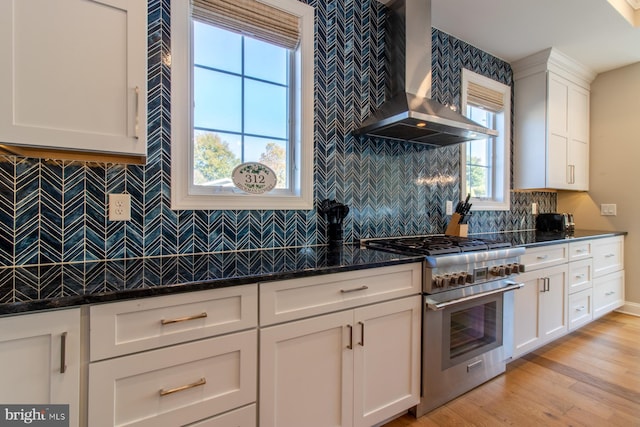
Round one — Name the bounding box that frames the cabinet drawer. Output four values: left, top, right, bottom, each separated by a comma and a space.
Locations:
89, 330, 257, 427
260, 263, 421, 326
187, 404, 255, 427
593, 236, 624, 277
520, 244, 568, 271
568, 289, 592, 331
593, 270, 625, 319
569, 240, 592, 261
90, 285, 257, 361
568, 258, 592, 294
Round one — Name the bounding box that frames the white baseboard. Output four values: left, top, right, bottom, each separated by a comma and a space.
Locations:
616, 301, 640, 317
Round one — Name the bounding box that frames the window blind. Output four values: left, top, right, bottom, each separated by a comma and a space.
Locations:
192, 0, 300, 50
467, 81, 505, 112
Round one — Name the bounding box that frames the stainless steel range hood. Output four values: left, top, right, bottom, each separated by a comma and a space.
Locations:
355, 0, 498, 146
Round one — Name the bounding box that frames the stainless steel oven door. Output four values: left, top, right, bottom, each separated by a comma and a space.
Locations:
415, 279, 522, 417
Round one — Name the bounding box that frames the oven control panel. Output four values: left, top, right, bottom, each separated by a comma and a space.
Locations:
428, 262, 525, 291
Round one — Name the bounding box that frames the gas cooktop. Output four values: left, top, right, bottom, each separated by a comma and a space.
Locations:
362, 235, 512, 256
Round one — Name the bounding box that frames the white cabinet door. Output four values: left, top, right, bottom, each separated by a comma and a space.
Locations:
0, 309, 81, 427
547, 73, 589, 191
539, 264, 568, 342
547, 74, 570, 189
0, 0, 147, 156
352, 296, 421, 427
260, 310, 354, 427
513, 264, 567, 358
513, 270, 543, 358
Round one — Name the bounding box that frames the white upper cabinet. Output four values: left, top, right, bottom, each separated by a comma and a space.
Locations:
0, 0, 147, 159
513, 48, 595, 191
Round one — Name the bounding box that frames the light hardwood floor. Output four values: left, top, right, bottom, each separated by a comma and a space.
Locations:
383, 312, 640, 427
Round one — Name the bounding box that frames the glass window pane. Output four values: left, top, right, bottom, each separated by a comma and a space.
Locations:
193, 21, 241, 73
469, 140, 490, 167
244, 79, 288, 138
244, 37, 288, 84
193, 130, 242, 185
194, 68, 242, 132
245, 136, 288, 188
467, 166, 490, 198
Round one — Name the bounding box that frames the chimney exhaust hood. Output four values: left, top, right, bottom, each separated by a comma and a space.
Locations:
355, 0, 498, 146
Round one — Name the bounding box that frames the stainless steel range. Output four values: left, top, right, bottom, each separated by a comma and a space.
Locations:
362, 235, 525, 416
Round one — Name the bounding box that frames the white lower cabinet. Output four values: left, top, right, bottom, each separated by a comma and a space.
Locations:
0, 308, 81, 427
513, 264, 568, 358
568, 288, 593, 330
513, 235, 625, 360
259, 295, 421, 427
89, 330, 256, 427
593, 270, 625, 319
88, 285, 258, 426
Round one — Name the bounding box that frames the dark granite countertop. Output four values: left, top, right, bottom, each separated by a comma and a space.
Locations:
0, 245, 423, 316
473, 229, 627, 248
0, 229, 626, 316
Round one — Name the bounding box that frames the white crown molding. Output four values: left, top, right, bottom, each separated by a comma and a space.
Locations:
626, 0, 640, 10
511, 47, 596, 87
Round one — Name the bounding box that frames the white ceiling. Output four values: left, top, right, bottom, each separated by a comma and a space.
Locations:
430, 0, 640, 75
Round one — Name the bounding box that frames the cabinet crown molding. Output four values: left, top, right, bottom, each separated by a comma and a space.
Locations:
512, 47, 596, 88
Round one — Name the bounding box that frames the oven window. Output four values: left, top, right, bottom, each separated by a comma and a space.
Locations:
444, 295, 503, 368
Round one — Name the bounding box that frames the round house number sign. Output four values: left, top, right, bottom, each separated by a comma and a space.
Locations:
232, 162, 278, 194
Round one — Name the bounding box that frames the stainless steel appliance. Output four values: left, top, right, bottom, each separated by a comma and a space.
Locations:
361, 235, 525, 416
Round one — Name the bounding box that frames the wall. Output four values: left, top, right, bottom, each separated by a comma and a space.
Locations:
558, 61, 640, 310
0, 0, 555, 279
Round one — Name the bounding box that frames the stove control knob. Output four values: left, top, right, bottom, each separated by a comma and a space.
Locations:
433, 276, 444, 288
490, 266, 506, 277
441, 275, 451, 287
457, 272, 468, 285
509, 264, 522, 274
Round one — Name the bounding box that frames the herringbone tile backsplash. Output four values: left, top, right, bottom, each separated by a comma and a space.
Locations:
0, 0, 555, 270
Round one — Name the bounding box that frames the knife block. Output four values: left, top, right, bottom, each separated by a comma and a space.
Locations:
445, 213, 468, 237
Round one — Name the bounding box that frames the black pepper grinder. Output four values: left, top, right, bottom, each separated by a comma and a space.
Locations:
318, 199, 350, 247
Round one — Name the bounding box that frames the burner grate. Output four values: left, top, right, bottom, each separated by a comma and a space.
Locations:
364, 235, 510, 256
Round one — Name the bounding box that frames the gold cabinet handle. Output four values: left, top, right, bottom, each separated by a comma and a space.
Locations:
346, 324, 353, 350
161, 312, 208, 325
159, 378, 206, 396
358, 321, 365, 346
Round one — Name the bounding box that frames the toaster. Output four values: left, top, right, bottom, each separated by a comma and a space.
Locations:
536, 213, 575, 233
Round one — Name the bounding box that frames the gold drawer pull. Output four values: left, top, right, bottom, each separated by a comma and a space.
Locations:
159, 378, 206, 396
161, 312, 208, 325
340, 285, 369, 294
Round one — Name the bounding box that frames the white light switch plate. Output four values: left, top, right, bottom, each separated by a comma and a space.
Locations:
600, 203, 617, 216
445, 201, 453, 215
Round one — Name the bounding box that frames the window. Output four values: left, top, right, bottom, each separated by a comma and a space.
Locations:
460, 69, 511, 211
170, 0, 314, 210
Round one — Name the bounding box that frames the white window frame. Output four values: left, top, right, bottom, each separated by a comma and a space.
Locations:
170, 0, 315, 210
460, 69, 511, 211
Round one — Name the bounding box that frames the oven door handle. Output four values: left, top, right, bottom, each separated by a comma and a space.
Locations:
425, 281, 524, 311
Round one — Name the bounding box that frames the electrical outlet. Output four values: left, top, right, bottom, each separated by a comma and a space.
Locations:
109, 194, 131, 221
445, 200, 453, 215
531, 203, 537, 215
600, 203, 617, 216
